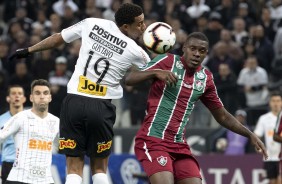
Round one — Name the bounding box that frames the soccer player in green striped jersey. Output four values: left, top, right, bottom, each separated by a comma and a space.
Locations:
125, 32, 268, 184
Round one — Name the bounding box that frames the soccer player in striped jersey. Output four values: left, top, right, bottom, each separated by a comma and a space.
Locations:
125, 32, 268, 184
0, 79, 59, 184
274, 109, 282, 184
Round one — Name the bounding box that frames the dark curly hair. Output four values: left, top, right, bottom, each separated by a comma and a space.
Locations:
115, 3, 143, 27
186, 32, 209, 45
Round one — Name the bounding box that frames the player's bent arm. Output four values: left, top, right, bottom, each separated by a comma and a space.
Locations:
211, 107, 268, 159
0, 117, 20, 143
273, 133, 282, 143
125, 66, 177, 86
211, 107, 251, 137
28, 33, 65, 53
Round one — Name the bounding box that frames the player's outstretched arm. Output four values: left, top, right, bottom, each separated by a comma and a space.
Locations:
125, 66, 177, 86
211, 107, 268, 160
10, 33, 65, 59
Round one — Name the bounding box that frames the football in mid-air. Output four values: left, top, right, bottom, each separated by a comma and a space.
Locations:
143, 22, 176, 54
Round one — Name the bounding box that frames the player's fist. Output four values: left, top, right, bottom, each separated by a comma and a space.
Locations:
9, 48, 30, 60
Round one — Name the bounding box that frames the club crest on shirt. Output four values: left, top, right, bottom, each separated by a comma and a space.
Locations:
195, 80, 204, 91
176, 60, 183, 69
196, 72, 205, 79
157, 156, 167, 166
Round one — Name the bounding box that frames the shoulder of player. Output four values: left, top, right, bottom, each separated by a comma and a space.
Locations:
0, 111, 11, 121
258, 112, 273, 122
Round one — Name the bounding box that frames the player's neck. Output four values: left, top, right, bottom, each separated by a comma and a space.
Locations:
10, 106, 24, 116
31, 108, 48, 119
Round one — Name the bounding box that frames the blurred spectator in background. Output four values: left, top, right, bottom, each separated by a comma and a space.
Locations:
0, 70, 9, 114
48, 56, 72, 117
214, 63, 238, 115
49, 13, 62, 35
204, 11, 223, 48
52, 0, 78, 17
186, 0, 210, 19
231, 17, 248, 47
254, 91, 282, 184
237, 56, 269, 108
213, 0, 236, 28
7, 7, 33, 35
259, 7, 277, 43
0, 39, 11, 74
219, 29, 244, 75
9, 61, 33, 107
3, 0, 35, 22
32, 50, 55, 79
66, 39, 81, 72
236, 2, 255, 30
206, 41, 236, 75
224, 109, 249, 155
267, 0, 282, 20
103, 0, 122, 21
214, 109, 249, 154
60, 5, 80, 29
31, 9, 52, 38
252, 25, 274, 73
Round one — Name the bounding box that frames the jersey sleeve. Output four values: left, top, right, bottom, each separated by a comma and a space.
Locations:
131, 49, 151, 68
254, 116, 264, 137
200, 73, 223, 110
0, 115, 20, 143
61, 19, 88, 43
140, 54, 172, 71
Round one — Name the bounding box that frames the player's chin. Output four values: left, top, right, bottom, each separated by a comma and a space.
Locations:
188, 63, 199, 70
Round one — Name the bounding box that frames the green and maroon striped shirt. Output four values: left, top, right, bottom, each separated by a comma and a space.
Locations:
136, 53, 223, 150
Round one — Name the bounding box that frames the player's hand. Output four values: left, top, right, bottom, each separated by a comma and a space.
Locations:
9, 48, 30, 60
155, 70, 178, 87
249, 133, 268, 160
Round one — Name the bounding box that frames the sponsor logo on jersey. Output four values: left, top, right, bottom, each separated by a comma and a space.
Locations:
196, 72, 205, 79
59, 139, 76, 149
176, 60, 183, 69
78, 75, 107, 96
97, 140, 112, 153
89, 25, 127, 55
28, 139, 52, 151
29, 165, 47, 178
194, 80, 204, 91
157, 156, 167, 166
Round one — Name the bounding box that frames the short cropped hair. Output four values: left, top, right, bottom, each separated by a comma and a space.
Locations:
31, 79, 51, 92
185, 32, 209, 45
115, 3, 143, 27
7, 85, 25, 96
270, 91, 282, 98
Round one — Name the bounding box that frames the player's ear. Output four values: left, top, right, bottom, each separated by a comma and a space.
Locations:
6, 96, 10, 103
30, 94, 33, 103
120, 24, 129, 32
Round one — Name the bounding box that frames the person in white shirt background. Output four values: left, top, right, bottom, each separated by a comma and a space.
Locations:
254, 91, 282, 184
0, 79, 59, 184
0, 85, 26, 184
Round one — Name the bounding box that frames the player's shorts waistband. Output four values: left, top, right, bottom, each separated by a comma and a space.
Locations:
67, 93, 112, 102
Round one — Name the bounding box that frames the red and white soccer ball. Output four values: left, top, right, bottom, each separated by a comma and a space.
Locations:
143, 22, 176, 54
